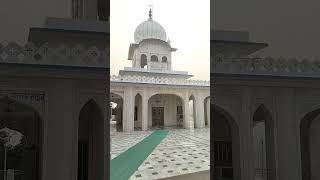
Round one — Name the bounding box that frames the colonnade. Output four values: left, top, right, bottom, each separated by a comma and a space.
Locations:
110, 87, 210, 132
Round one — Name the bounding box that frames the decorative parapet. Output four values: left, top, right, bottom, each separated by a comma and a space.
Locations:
0, 42, 109, 68
212, 56, 320, 77
111, 75, 210, 87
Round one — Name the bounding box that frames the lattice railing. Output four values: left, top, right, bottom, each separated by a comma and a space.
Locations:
0, 42, 109, 68
111, 75, 210, 87
212, 56, 320, 77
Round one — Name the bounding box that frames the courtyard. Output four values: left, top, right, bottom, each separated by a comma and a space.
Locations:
110, 128, 210, 180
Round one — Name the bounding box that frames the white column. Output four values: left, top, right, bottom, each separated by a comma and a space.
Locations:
184, 96, 191, 129
207, 99, 210, 127
141, 93, 148, 131
196, 96, 205, 128
147, 57, 150, 70
123, 88, 134, 132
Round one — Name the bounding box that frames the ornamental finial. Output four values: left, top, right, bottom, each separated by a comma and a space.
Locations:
148, 5, 152, 19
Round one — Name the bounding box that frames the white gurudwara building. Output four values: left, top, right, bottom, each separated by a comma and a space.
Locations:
110, 9, 210, 132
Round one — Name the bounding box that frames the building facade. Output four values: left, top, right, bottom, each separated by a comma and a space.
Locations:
110, 10, 210, 132
212, 30, 320, 180
0, 1, 109, 180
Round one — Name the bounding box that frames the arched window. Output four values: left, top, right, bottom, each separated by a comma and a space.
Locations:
162, 56, 167, 63
140, 54, 147, 68
151, 55, 158, 62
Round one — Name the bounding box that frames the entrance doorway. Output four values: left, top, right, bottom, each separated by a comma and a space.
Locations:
0, 96, 42, 180
213, 105, 241, 180
110, 93, 123, 132
78, 100, 104, 180
78, 141, 88, 180
152, 107, 164, 128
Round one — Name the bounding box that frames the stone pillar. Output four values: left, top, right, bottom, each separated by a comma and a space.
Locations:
276, 89, 299, 180
184, 96, 191, 129
196, 96, 205, 128
239, 87, 255, 180
123, 88, 134, 132
141, 93, 148, 131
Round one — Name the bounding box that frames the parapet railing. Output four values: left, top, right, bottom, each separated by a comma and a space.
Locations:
111, 75, 210, 87
212, 56, 320, 78
0, 42, 109, 68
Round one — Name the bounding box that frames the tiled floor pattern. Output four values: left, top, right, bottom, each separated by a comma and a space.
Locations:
128, 128, 210, 180
111, 130, 154, 159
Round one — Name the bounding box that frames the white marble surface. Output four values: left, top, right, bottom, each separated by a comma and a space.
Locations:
110, 130, 154, 159
110, 128, 210, 180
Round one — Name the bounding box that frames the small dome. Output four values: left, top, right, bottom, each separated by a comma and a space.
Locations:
134, 18, 167, 43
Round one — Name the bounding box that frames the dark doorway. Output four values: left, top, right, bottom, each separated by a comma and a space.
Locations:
110, 93, 123, 132
78, 141, 88, 180
78, 100, 104, 180
213, 105, 241, 180
213, 111, 233, 180
252, 105, 276, 180
0, 96, 41, 180
152, 107, 164, 128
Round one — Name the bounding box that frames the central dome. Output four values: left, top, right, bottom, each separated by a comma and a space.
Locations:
134, 18, 167, 43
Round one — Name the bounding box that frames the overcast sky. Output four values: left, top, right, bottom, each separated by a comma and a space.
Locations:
213, 0, 320, 59
111, 0, 210, 80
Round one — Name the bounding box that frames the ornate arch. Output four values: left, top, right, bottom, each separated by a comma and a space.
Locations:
212, 104, 241, 179
252, 104, 276, 180
147, 92, 185, 102
78, 98, 105, 180
300, 108, 320, 180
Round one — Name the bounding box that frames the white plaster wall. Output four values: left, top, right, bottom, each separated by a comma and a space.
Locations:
164, 96, 181, 126
0, 0, 73, 44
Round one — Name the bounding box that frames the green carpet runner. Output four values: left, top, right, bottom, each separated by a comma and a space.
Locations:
110, 130, 169, 180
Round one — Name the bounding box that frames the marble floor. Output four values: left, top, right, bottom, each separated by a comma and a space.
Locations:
110, 127, 210, 180
111, 130, 153, 159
